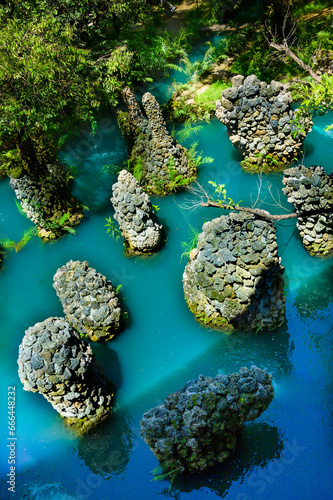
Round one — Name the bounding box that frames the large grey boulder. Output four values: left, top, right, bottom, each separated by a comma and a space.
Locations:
216, 74, 312, 170
18, 317, 113, 432
53, 260, 122, 342
140, 366, 274, 473
117, 88, 197, 194
183, 212, 285, 331
111, 170, 164, 254
282, 164, 333, 256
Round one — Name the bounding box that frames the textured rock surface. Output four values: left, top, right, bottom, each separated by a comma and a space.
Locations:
117, 87, 197, 194
140, 366, 274, 473
111, 170, 164, 254
216, 74, 312, 170
282, 165, 333, 255
9, 163, 83, 239
183, 212, 285, 331
18, 317, 113, 432
53, 260, 122, 342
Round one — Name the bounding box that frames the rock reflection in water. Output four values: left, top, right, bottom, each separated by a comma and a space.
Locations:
77, 408, 135, 476
163, 423, 283, 498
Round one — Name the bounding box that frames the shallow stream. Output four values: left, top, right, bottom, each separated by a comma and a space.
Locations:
1, 36, 333, 500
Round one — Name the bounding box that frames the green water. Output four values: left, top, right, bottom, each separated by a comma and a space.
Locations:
1, 44, 333, 499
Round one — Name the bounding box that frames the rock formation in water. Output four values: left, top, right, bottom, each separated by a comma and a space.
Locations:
282, 164, 333, 256
53, 260, 122, 342
117, 87, 197, 194
140, 366, 274, 473
111, 170, 164, 254
9, 163, 83, 240
17, 317, 113, 432
216, 74, 312, 170
183, 212, 285, 331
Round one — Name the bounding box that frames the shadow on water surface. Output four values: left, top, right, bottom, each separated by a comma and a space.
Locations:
90, 344, 123, 392
204, 321, 294, 381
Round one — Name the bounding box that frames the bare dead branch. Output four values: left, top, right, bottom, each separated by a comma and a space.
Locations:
265, 12, 322, 83
266, 183, 290, 212
269, 41, 321, 83
201, 199, 333, 221
185, 181, 332, 222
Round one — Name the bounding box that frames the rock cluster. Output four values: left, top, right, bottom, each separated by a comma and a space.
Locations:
17, 317, 113, 432
282, 165, 333, 255
9, 163, 83, 239
53, 260, 122, 342
117, 87, 197, 194
111, 170, 164, 254
140, 366, 274, 473
216, 74, 312, 170
183, 212, 285, 331
10, 175, 45, 227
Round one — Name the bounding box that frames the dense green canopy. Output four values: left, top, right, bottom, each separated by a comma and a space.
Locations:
0, 0, 332, 177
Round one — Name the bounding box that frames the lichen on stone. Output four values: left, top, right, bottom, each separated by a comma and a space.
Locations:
140, 366, 274, 473
183, 212, 285, 331
53, 260, 123, 342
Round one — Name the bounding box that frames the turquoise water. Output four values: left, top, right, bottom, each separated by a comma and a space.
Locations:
1, 41, 333, 499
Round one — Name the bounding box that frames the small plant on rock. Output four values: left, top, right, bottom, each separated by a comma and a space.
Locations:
105, 216, 122, 240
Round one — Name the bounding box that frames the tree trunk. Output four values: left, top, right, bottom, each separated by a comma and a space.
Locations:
15, 134, 40, 178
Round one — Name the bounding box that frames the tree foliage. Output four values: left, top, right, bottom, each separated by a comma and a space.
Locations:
0, 0, 184, 175
0, 13, 104, 173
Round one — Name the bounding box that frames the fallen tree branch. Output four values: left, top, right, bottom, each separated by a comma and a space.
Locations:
201, 200, 333, 221
185, 181, 332, 222
269, 41, 322, 83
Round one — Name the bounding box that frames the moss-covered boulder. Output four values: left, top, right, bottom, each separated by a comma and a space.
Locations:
140, 366, 274, 473
53, 260, 122, 342
18, 317, 114, 433
216, 74, 312, 170
282, 164, 333, 256
183, 212, 285, 331
117, 87, 197, 195
9, 162, 83, 240
111, 170, 164, 254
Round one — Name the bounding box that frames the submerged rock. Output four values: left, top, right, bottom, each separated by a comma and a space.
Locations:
282, 164, 333, 256
117, 87, 197, 195
18, 317, 113, 432
216, 74, 312, 170
183, 212, 285, 331
53, 260, 122, 342
9, 163, 83, 240
140, 366, 274, 473
111, 170, 164, 254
